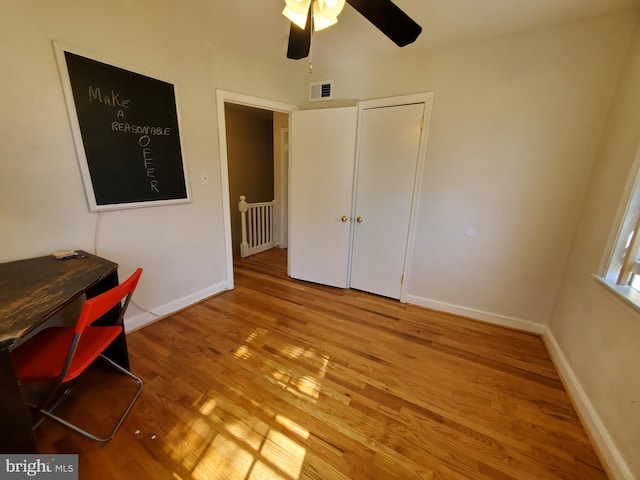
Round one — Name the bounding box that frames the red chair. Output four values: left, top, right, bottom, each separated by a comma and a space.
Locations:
12, 268, 144, 442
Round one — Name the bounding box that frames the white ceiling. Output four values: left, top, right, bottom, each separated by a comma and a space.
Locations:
151, 0, 640, 67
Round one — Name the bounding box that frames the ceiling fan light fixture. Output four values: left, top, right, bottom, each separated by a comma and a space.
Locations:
286, 0, 422, 60
317, 0, 345, 19
283, 6, 309, 29
283, 0, 311, 29
313, 1, 338, 31
284, 0, 311, 14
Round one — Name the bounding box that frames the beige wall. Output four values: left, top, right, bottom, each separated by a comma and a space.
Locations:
306, 12, 636, 330
0, 0, 305, 325
548, 21, 640, 478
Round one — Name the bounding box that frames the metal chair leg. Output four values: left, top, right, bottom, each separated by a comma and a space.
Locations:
35, 355, 143, 442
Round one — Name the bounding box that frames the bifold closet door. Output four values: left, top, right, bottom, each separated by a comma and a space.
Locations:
349, 102, 425, 299
288, 107, 357, 288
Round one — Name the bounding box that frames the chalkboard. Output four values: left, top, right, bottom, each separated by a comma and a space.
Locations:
55, 44, 190, 211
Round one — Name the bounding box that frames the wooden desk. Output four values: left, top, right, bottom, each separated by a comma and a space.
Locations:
0, 251, 129, 452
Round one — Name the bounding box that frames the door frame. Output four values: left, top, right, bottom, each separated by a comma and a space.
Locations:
275, 127, 289, 249
215, 90, 298, 289
351, 92, 434, 302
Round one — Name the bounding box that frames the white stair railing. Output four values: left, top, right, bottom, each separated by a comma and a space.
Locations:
239, 195, 275, 258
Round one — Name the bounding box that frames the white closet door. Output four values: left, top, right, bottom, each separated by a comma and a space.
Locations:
350, 102, 425, 299
288, 107, 357, 288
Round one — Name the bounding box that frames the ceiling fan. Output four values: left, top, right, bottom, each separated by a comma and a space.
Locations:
283, 0, 422, 60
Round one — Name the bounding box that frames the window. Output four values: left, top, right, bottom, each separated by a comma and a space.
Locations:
599, 161, 640, 308
617, 226, 640, 290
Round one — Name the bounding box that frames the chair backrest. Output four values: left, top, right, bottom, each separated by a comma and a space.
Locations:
75, 268, 143, 334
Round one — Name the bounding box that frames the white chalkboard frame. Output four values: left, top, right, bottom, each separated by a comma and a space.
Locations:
53, 42, 191, 211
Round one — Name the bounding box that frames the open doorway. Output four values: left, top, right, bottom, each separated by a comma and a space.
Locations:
215, 90, 297, 289
224, 103, 277, 257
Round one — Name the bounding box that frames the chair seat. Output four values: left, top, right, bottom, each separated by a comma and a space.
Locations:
13, 325, 122, 383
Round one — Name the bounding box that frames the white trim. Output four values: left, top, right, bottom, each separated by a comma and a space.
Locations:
358, 93, 431, 110
402, 95, 433, 303
542, 328, 636, 480
594, 274, 640, 316
405, 294, 545, 334
215, 90, 298, 290
598, 141, 640, 276
278, 128, 289, 248
124, 281, 228, 332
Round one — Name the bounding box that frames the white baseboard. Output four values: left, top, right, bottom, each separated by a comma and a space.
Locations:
405, 294, 546, 334
542, 328, 636, 480
124, 281, 229, 333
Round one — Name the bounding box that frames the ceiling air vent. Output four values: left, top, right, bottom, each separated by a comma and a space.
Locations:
309, 80, 333, 101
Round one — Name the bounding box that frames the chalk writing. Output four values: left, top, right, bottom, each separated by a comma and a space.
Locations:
88, 86, 131, 109
112, 122, 171, 136
139, 135, 159, 193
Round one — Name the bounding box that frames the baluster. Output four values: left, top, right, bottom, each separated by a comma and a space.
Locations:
251, 206, 257, 248
260, 206, 265, 246
239, 196, 249, 258
267, 203, 272, 243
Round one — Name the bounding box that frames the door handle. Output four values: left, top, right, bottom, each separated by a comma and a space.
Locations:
341, 215, 349, 222
356, 216, 363, 223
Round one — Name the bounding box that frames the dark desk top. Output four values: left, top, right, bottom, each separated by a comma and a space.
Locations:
0, 251, 118, 346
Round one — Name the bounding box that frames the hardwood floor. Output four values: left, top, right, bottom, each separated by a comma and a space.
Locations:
36, 248, 608, 479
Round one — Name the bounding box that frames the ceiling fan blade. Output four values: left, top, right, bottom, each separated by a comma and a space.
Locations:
345, 0, 422, 47
286, 8, 312, 59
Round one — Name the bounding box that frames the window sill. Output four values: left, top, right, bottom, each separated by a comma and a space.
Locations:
593, 274, 640, 314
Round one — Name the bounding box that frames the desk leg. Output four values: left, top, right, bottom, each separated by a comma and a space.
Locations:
87, 270, 131, 371
0, 344, 38, 452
